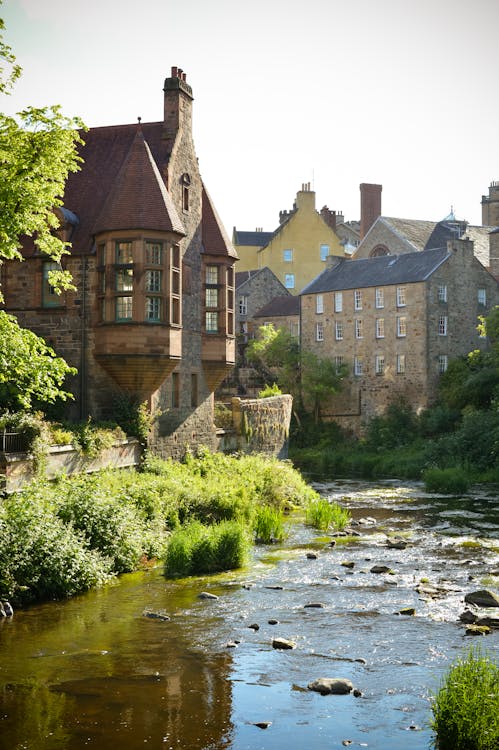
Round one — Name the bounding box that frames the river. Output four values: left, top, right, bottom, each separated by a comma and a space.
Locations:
0, 479, 498, 750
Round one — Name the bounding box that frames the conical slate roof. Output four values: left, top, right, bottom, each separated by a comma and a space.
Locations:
93, 127, 185, 236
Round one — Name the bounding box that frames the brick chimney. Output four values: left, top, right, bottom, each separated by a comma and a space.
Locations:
163, 65, 194, 152
320, 205, 337, 231
360, 183, 382, 239
482, 181, 499, 226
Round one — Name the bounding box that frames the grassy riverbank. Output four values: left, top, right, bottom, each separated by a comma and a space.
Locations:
0, 450, 319, 607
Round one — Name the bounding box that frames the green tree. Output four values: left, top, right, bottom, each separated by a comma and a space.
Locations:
0, 5, 85, 296
301, 351, 345, 423
0, 311, 76, 410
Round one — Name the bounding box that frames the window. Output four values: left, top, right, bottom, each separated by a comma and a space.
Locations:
116, 241, 133, 264
375, 318, 385, 338
181, 173, 191, 212
478, 288, 487, 305
290, 321, 300, 338
316, 294, 324, 314
42, 261, 63, 307
239, 296, 248, 315
375, 288, 384, 309
354, 289, 362, 311
191, 373, 198, 408
397, 316, 407, 337
438, 284, 447, 303
375, 354, 385, 375
171, 372, 180, 408
145, 269, 162, 293
334, 355, 344, 373
334, 292, 343, 312
438, 354, 448, 373
116, 268, 133, 291
438, 315, 448, 336
284, 273, 295, 289
320, 244, 329, 261
354, 356, 363, 376
206, 265, 218, 284
145, 296, 161, 322
283, 248, 293, 262
335, 321, 343, 341
116, 296, 132, 321
396, 286, 406, 307
316, 322, 324, 341
145, 241, 163, 265
355, 319, 363, 339
397, 354, 406, 374
205, 288, 218, 307
206, 311, 218, 333
170, 245, 181, 325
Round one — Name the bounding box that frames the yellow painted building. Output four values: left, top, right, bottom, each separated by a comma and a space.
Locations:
234, 185, 345, 294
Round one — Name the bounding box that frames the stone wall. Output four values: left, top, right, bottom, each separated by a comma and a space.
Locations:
230, 394, 292, 458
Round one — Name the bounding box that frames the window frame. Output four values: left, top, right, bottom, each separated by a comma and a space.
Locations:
316, 321, 324, 342
316, 294, 324, 314
438, 315, 448, 336
335, 320, 343, 341
334, 292, 343, 313
375, 354, 385, 375
375, 287, 384, 309
283, 248, 293, 263
355, 318, 363, 339
284, 273, 295, 290
396, 286, 406, 307
375, 318, 385, 338
354, 356, 363, 376
354, 289, 362, 311
396, 316, 407, 337
320, 244, 329, 262
478, 288, 487, 306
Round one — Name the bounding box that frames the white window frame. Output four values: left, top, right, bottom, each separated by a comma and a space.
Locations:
335, 320, 343, 341
375, 318, 385, 338
438, 315, 448, 336
438, 354, 448, 373
334, 292, 343, 312
397, 316, 407, 337
375, 287, 384, 309
316, 294, 324, 314
396, 286, 406, 307
478, 288, 487, 306
320, 244, 329, 261
238, 295, 248, 315
283, 248, 293, 262
284, 273, 295, 289
316, 321, 324, 341
397, 354, 406, 374
355, 318, 363, 339
334, 355, 344, 373
437, 284, 447, 303
354, 356, 363, 376
375, 354, 385, 375
354, 289, 362, 311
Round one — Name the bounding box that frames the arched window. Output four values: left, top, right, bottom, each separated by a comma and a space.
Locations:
370, 245, 390, 257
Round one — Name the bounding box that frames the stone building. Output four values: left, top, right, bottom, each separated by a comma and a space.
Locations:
235, 268, 290, 340
300, 238, 499, 435
1, 67, 238, 458
253, 295, 300, 339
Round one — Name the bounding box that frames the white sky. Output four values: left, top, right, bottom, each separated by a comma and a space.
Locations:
2, 0, 499, 234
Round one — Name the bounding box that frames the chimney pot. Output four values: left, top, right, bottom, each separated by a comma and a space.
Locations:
171, 66, 178, 78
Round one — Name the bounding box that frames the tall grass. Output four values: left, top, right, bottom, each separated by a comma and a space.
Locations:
430, 646, 499, 750
423, 467, 471, 495
164, 520, 250, 577
253, 505, 287, 543
305, 498, 351, 531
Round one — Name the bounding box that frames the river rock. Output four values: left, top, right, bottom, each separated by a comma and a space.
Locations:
268, 619, 279, 625
465, 624, 491, 636
459, 609, 477, 624
370, 565, 391, 574
272, 637, 296, 650
397, 607, 416, 616
464, 589, 499, 608
248, 623, 260, 631
308, 678, 353, 695
143, 610, 170, 621
341, 561, 355, 569
198, 592, 219, 600
253, 721, 272, 729
306, 552, 318, 559
386, 537, 407, 550
1, 602, 13, 617
304, 602, 325, 609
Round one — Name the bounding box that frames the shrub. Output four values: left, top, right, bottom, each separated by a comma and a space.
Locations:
430, 646, 499, 750
253, 505, 287, 543
164, 520, 250, 577
306, 498, 350, 531
423, 467, 471, 495
258, 383, 282, 398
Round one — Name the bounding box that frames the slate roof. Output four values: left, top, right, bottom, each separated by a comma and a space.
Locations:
235, 270, 260, 287
301, 247, 451, 295
254, 295, 300, 318
202, 186, 238, 259
233, 230, 274, 247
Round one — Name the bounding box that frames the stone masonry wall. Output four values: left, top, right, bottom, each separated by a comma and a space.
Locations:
230, 394, 292, 458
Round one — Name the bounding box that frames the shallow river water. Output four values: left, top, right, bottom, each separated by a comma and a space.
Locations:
0, 480, 498, 750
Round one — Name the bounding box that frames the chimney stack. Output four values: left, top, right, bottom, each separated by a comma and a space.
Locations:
163, 65, 194, 150
360, 183, 382, 239
320, 205, 337, 232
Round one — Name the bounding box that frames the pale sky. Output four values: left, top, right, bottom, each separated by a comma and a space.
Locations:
2, 0, 498, 235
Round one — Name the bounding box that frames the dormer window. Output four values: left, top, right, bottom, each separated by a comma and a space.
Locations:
181, 173, 191, 212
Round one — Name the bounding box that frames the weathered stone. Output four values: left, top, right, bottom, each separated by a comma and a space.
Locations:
341, 561, 355, 569
459, 609, 477, 624
386, 537, 407, 549
248, 623, 260, 631
306, 552, 318, 559
464, 589, 499, 608
465, 624, 491, 636
143, 610, 170, 621
253, 722, 272, 729
370, 565, 392, 574
198, 592, 219, 600
308, 678, 354, 695
272, 637, 296, 650
304, 602, 325, 609
268, 619, 279, 625
397, 607, 416, 616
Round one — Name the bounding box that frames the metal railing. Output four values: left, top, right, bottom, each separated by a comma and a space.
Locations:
0, 430, 29, 454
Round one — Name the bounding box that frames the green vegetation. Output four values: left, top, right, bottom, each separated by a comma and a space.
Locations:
305, 498, 351, 531
253, 505, 287, 543
258, 382, 282, 398
0, 451, 318, 605
430, 646, 499, 750
423, 467, 471, 495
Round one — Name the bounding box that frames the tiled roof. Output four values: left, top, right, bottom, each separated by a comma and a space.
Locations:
202, 186, 238, 258
254, 295, 300, 318
235, 270, 259, 287
233, 230, 274, 247
93, 127, 184, 236
301, 247, 450, 295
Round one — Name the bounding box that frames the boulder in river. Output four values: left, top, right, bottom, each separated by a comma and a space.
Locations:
272, 637, 296, 650
386, 537, 407, 550
464, 589, 499, 608
308, 678, 354, 695
465, 624, 491, 636
198, 592, 219, 600
370, 565, 392, 574
304, 602, 325, 609
143, 610, 170, 621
